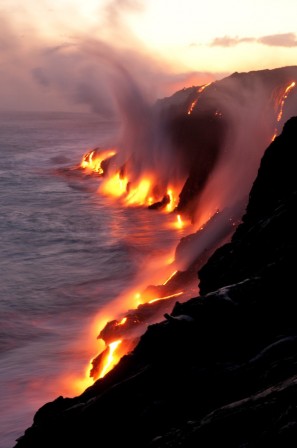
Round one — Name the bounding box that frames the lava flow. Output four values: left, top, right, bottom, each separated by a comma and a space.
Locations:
187, 82, 212, 115
79, 151, 182, 212
98, 170, 183, 213
277, 81, 296, 122
80, 148, 116, 174
98, 340, 122, 379
272, 81, 296, 140
89, 285, 187, 380
69, 67, 297, 391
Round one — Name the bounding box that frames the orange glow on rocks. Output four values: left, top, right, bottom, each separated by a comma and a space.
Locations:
125, 178, 152, 206
162, 270, 177, 285
187, 83, 212, 115
99, 339, 122, 379
167, 213, 191, 231
165, 188, 179, 212
148, 291, 184, 304
116, 317, 127, 326
81, 149, 116, 174
187, 99, 198, 115
277, 81, 295, 122
85, 258, 189, 381
99, 172, 155, 206
272, 81, 296, 141
99, 172, 128, 197
176, 214, 183, 228
99, 170, 183, 212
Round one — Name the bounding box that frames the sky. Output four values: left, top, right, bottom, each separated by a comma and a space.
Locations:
0, 0, 297, 112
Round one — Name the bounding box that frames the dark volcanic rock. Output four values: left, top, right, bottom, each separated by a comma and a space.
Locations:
13, 116, 297, 447
173, 110, 227, 216
198, 116, 297, 295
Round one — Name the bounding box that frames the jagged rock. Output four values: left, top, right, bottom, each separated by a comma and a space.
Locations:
148, 194, 170, 210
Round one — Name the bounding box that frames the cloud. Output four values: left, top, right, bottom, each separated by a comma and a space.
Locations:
258, 33, 297, 47
103, 0, 144, 25
210, 32, 297, 48
210, 36, 255, 47
0, 0, 224, 113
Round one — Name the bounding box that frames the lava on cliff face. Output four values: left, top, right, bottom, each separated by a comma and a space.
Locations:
272, 81, 296, 140
90, 287, 186, 380
187, 82, 212, 115
78, 70, 297, 228
76, 67, 297, 384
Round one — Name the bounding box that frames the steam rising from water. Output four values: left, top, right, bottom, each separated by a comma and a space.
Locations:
72, 62, 297, 284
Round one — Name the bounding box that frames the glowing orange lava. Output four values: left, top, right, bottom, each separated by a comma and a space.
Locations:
125, 178, 152, 206
99, 172, 128, 197
116, 317, 127, 326
187, 83, 212, 115
176, 214, 183, 228
188, 100, 198, 115
99, 172, 155, 206
168, 213, 191, 231
277, 82, 295, 122
162, 270, 177, 285
81, 149, 116, 174
148, 291, 184, 304
79, 260, 188, 384
272, 81, 296, 141
99, 339, 122, 379
166, 188, 179, 212
100, 172, 183, 212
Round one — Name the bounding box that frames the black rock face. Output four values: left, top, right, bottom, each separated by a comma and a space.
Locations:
13, 114, 297, 447
198, 116, 297, 296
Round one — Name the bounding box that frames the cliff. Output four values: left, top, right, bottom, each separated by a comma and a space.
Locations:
13, 116, 297, 447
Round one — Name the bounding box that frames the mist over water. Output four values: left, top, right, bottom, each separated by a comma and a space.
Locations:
0, 112, 188, 448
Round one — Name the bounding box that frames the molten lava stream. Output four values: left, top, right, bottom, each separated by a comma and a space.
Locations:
80, 148, 116, 174
99, 172, 155, 207
166, 213, 191, 231
99, 340, 122, 379
73, 153, 195, 385
81, 262, 190, 383
272, 81, 296, 141
187, 82, 212, 115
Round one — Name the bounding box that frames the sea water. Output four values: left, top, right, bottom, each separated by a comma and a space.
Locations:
0, 112, 189, 448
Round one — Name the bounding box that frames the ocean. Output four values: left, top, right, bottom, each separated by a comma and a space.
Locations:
0, 112, 190, 448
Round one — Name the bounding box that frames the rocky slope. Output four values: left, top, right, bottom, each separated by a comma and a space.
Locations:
13, 114, 297, 447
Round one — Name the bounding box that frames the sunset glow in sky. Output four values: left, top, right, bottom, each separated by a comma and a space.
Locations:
1, 0, 297, 112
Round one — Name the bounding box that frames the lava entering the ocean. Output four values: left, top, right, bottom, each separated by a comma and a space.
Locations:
69, 68, 297, 390
80, 148, 116, 174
